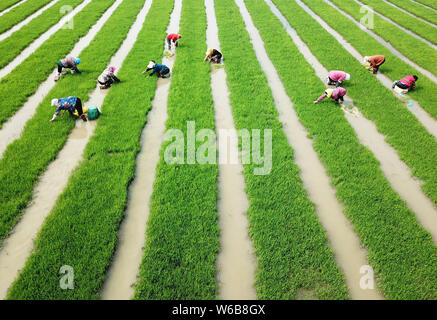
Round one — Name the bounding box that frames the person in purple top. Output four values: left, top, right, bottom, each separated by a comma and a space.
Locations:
326, 70, 350, 87
50, 96, 87, 122
313, 87, 347, 104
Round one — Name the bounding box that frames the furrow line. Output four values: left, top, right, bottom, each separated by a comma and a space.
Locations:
323, 0, 437, 84
0, 0, 114, 159
296, 1, 437, 140
0, 0, 60, 41
100, 0, 181, 300
354, 0, 437, 49
0, 0, 92, 80
205, 0, 256, 300
384, 0, 437, 28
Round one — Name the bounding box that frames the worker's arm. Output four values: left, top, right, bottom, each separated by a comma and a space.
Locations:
50, 110, 60, 122
335, 81, 342, 87
203, 55, 209, 62
112, 74, 121, 82
72, 66, 81, 74
149, 68, 156, 76
314, 93, 327, 103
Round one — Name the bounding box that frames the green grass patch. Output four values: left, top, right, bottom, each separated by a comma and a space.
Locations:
298, 0, 437, 121
214, 0, 348, 299
6, 0, 175, 300
0, 0, 142, 245
414, 0, 437, 10
387, 0, 437, 25
273, 0, 437, 208
250, 0, 437, 299
0, 0, 85, 68
0, 0, 53, 34
0, 0, 22, 12
359, 0, 437, 44
134, 0, 219, 300
329, 0, 437, 77
0, 0, 115, 128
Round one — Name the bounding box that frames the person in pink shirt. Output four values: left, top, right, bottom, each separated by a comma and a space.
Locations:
392, 75, 418, 93
326, 70, 350, 87
313, 87, 347, 104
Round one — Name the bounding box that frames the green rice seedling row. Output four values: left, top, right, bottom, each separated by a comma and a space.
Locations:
0, 0, 53, 34
359, 0, 437, 44
0, 0, 24, 13
214, 0, 349, 300
329, 0, 437, 77
7, 0, 175, 299
0, 0, 142, 244
246, 0, 437, 299
0, 0, 85, 68
0, 0, 115, 128
134, 0, 220, 300
273, 0, 437, 207
387, 0, 437, 25
300, 0, 437, 121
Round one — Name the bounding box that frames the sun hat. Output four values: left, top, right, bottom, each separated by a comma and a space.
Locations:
345, 73, 350, 81
51, 98, 58, 107
75, 58, 81, 65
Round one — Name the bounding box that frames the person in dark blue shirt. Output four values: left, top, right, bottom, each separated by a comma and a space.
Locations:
142, 60, 170, 78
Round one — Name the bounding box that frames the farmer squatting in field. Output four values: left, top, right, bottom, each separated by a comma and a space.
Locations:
326, 70, 350, 87
142, 60, 171, 78
363, 55, 386, 74
204, 48, 222, 64
50, 96, 87, 122
313, 87, 347, 105
55, 56, 81, 81
98, 66, 121, 89
392, 75, 418, 94
166, 33, 181, 51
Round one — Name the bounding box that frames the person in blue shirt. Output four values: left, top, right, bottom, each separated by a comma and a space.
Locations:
50, 96, 87, 122
142, 60, 170, 78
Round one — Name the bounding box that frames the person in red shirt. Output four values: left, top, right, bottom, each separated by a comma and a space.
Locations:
392, 75, 418, 93
166, 33, 181, 50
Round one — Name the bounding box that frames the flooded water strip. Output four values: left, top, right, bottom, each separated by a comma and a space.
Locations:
322, 0, 437, 84
267, 0, 437, 244
353, 0, 437, 50
383, 0, 437, 28
0, 0, 61, 41
0, 0, 93, 79
242, 0, 383, 299
0, 0, 122, 159
0, 0, 29, 17
0, 0, 152, 300
100, 0, 181, 300
296, 0, 437, 140
205, 0, 257, 300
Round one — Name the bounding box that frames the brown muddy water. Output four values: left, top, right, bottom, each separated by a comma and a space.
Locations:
0, 0, 152, 299
100, 0, 181, 300
241, 0, 383, 299
322, 0, 437, 85
0, 0, 122, 159
296, 0, 437, 140
206, 0, 257, 300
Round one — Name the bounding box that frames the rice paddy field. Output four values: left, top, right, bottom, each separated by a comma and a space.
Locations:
0, 0, 436, 301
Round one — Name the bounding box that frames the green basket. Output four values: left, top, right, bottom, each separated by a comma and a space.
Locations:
87, 106, 100, 120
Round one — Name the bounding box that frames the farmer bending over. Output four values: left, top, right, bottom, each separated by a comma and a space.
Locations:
166, 33, 181, 50
204, 48, 222, 64
326, 70, 350, 87
363, 55, 385, 74
50, 96, 87, 122
392, 75, 418, 93
55, 57, 81, 81
142, 60, 170, 78
98, 66, 120, 89
314, 87, 347, 105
